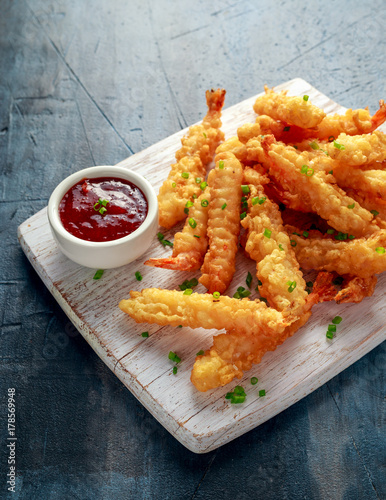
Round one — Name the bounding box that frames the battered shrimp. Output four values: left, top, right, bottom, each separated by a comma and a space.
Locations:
215, 136, 251, 165
199, 153, 243, 294
343, 187, 386, 221
158, 89, 225, 229
288, 229, 386, 278
333, 164, 386, 202
144, 191, 210, 271
326, 131, 386, 165
119, 289, 289, 337
238, 116, 317, 145
253, 86, 326, 129
241, 168, 308, 317
263, 135, 383, 237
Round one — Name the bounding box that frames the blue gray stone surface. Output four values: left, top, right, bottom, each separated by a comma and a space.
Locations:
1, 0, 385, 498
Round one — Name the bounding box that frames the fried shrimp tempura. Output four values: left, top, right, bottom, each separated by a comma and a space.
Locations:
144, 191, 210, 271
253, 86, 326, 129
263, 136, 382, 237
288, 229, 386, 278
326, 131, 386, 165
215, 136, 250, 165
191, 314, 311, 392
199, 153, 243, 294
119, 289, 289, 336
333, 164, 386, 203
158, 89, 225, 229
241, 168, 307, 316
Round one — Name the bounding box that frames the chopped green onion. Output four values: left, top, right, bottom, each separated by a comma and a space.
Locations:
263, 228, 272, 238
251, 377, 258, 385
184, 200, 194, 214
196, 350, 204, 356
225, 385, 246, 404
157, 232, 173, 248
328, 135, 335, 142
192, 194, 197, 199
333, 276, 344, 286
303, 231, 309, 238
370, 210, 379, 217
290, 239, 297, 247
93, 269, 104, 280
218, 160, 225, 169
183, 288, 193, 295
200, 181, 207, 190
251, 197, 259, 206
221, 203, 227, 210
327, 229, 335, 234
177, 325, 182, 328
306, 168, 314, 176
172, 182, 176, 188
303, 95, 309, 101
241, 196, 247, 203
283, 126, 290, 132
135, 271, 142, 281
348, 235, 355, 240
213, 291, 221, 299
328, 170, 333, 175
242, 201, 248, 209
240, 212, 247, 220
181, 172, 189, 179
188, 218, 197, 228
141, 331, 149, 338
259, 389, 266, 397
203, 132, 207, 138
179, 278, 198, 290
328, 324, 336, 333
193, 235, 200, 238
172, 366, 178, 375
301, 165, 308, 174
257, 279, 262, 286
287, 280, 297, 293
201, 199, 209, 207
333, 140, 345, 150
332, 316, 342, 324
189, 278, 199, 287
306, 281, 313, 288
246, 271, 253, 289
233, 291, 241, 299
279, 244, 284, 251
293, 145, 298, 149
335, 232, 348, 241
309, 141, 319, 150
375, 246, 385, 254
241, 185, 250, 194
326, 331, 334, 340
293, 232, 301, 236
99, 206, 107, 215
195, 177, 201, 184
347, 203, 355, 209
168, 351, 181, 363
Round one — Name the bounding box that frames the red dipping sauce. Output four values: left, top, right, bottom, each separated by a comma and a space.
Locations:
59, 177, 148, 242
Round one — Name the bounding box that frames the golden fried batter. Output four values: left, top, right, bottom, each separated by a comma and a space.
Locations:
326, 131, 386, 165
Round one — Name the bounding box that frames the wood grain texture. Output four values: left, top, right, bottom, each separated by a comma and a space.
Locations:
18, 79, 386, 453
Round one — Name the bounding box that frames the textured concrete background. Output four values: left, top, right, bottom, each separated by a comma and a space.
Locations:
1, 0, 385, 498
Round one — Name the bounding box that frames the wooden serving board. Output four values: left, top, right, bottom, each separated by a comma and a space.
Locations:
18, 78, 386, 453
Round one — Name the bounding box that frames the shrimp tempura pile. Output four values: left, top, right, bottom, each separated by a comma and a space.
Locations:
120, 85, 386, 393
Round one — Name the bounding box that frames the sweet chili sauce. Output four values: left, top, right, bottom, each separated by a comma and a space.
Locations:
59, 177, 148, 242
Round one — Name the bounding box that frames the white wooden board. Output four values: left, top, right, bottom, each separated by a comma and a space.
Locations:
18, 78, 386, 453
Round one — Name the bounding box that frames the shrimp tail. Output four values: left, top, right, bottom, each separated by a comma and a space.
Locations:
370, 99, 386, 131
144, 253, 202, 272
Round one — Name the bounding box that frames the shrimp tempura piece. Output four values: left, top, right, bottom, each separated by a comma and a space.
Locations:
119, 289, 289, 337
315, 100, 386, 139
144, 191, 210, 271
199, 152, 243, 294
333, 164, 386, 202
326, 131, 386, 165
288, 229, 386, 278
241, 168, 308, 317
253, 86, 326, 129
263, 135, 383, 237
191, 314, 310, 392
158, 89, 226, 229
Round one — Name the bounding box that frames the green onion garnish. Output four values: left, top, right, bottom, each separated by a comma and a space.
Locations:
303, 95, 309, 101
326, 331, 334, 340
141, 331, 149, 338
333, 140, 345, 150
203, 132, 207, 138
347, 203, 355, 209
240, 212, 247, 220
181, 172, 189, 179
370, 210, 379, 217
283, 126, 290, 132
306, 281, 313, 288
188, 218, 197, 228
287, 280, 297, 293
157, 232, 173, 248
306, 168, 314, 176
349, 235, 355, 240
251, 377, 258, 385
200, 181, 207, 190
184, 200, 194, 214
93, 198, 109, 215
135, 271, 142, 281
201, 199, 209, 207
259, 389, 266, 397
309, 141, 319, 150
263, 228, 271, 238
225, 386, 246, 404
327, 229, 335, 234
241, 185, 250, 194
335, 232, 348, 241
99, 206, 107, 215
173, 366, 178, 375
332, 316, 342, 324
192, 194, 197, 199
279, 244, 284, 251
328, 170, 333, 175
93, 269, 104, 280
196, 350, 204, 356
168, 351, 181, 363
328, 324, 336, 333
221, 203, 227, 210
193, 235, 200, 238
218, 160, 224, 169
183, 288, 193, 295
303, 231, 309, 238
328, 135, 335, 142
179, 278, 198, 290
290, 239, 297, 247
375, 246, 385, 254
195, 177, 201, 184
246, 271, 253, 288
213, 291, 220, 299
172, 182, 176, 188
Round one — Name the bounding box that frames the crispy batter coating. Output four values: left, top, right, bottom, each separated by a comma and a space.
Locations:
215, 136, 250, 165
343, 187, 386, 221
238, 117, 316, 145
199, 153, 243, 293
289, 230, 386, 278
335, 275, 377, 304
263, 136, 382, 237
241, 168, 307, 316
334, 164, 386, 202
145, 191, 210, 271
119, 289, 289, 336
158, 89, 225, 229
191, 314, 311, 392
253, 86, 326, 129
326, 131, 386, 165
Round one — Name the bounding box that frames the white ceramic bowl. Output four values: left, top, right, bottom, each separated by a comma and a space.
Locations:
48, 165, 158, 269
